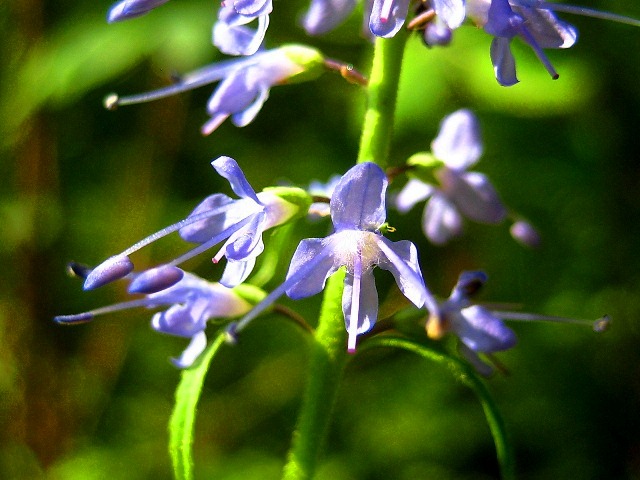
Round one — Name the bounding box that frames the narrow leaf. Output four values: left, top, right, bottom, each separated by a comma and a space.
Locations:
169, 332, 227, 480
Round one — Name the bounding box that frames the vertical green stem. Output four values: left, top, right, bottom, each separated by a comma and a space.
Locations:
357, 32, 408, 167
282, 270, 347, 480
282, 32, 409, 480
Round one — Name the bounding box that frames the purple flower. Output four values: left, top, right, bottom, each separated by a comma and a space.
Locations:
369, 0, 465, 38
213, 3, 271, 56
395, 109, 507, 245
230, 162, 435, 352
427, 271, 517, 375
105, 45, 325, 135
107, 0, 171, 22
56, 270, 254, 368
83, 156, 310, 291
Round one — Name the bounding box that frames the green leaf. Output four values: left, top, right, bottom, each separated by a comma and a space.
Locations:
359, 336, 515, 480
169, 332, 227, 480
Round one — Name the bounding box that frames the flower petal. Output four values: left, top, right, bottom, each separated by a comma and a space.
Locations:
234, 0, 273, 17
151, 297, 210, 337
375, 236, 431, 310
212, 156, 262, 203
439, 170, 507, 224
302, 0, 357, 35
178, 194, 241, 243
220, 257, 257, 288
490, 36, 519, 86
514, 5, 577, 49
395, 179, 434, 213
342, 269, 378, 351
171, 331, 208, 369
454, 305, 518, 352
285, 238, 339, 299
225, 211, 267, 260
368, 0, 411, 38
107, 0, 171, 22
431, 109, 483, 170
331, 162, 387, 231
432, 0, 466, 29
422, 192, 463, 245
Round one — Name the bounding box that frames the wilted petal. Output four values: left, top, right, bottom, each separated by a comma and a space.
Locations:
422, 192, 463, 244
369, 0, 411, 38
455, 305, 518, 352
375, 236, 429, 309
171, 331, 208, 369
432, 109, 483, 170
331, 162, 387, 231
432, 0, 466, 29
212, 156, 262, 203
302, 0, 357, 35
285, 238, 339, 299
440, 170, 507, 224
490, 36, 519, 86
395, 179, 434, 213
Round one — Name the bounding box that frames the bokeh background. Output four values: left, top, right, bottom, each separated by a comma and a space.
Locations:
2, 0, 640, 478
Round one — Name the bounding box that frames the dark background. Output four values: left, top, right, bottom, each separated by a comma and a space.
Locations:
1, 0, 639, 478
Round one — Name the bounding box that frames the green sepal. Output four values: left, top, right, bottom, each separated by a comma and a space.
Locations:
405, 152, 444, 184
263, 186, 313, 220
280, 44, 326, 84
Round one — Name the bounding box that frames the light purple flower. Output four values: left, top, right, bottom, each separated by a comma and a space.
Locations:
396, 109, 507, 245
213, 3, 271, 56
107, 0, 171, 22
55, 270, 253, 368
369, 0, 465, 38
427, 271, 517, 375
106, 45, 325, 135
230, 162, 435, 352
83, 156, 308, 291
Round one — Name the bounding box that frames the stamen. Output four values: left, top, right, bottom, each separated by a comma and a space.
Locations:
518, 26, 559, 79
128, 265, 184, 294
54, 298, 153, 324
493, 311, 611, 332
67, 261, 92, 279
201, 114, 230, 136
348, 253, 362, 353
523, 1, 640, 28
84, 254, 134, 290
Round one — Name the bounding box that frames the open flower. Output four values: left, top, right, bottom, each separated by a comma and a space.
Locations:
55, 268, 256, 368
83, 156, 310, 291
105, 45, 325, 135
230, 162, 435, 352
395, 109, 507, 245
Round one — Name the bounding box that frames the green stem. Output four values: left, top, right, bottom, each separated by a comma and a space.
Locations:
282, 270, 347, 480
357, 32, 408, 167
361, 336, 516, 480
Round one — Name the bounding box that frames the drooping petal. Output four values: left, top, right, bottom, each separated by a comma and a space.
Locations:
454, 305, 518, 352
438, 170, 507, 224
432, 0, 466, 29
490, 36, 519, 86
375, 236, 430, 310
431, 109, 483, 170
514, 5, 577, 49
285, 238, 339, 299
369, 0, 411, 38
331, 162, 387, 231
302, 0, 357, 35
171, 331, 208, 369
212, 156, 262, 203
231, 83, 270, 127
422, 192, 463, 244
395, 179, 435, 213
342, 268, 379, 351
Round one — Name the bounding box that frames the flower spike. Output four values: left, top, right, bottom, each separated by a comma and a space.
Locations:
230, 162, 436, 352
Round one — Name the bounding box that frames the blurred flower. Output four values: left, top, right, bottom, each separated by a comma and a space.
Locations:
213, 2, 270, 56
307, 174, 341, 217
84, 156, 311, 290
56, 270, 255, 368
395, 109, 507, 245
426, 271, 517, 375
510, 220, 541, 248
302, 0, 357, 35
230, 163, 435, 352
105, 45, 325, 135
107, 0, 171, 22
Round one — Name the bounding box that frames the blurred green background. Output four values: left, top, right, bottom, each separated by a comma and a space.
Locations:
1, 0, 640, 478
